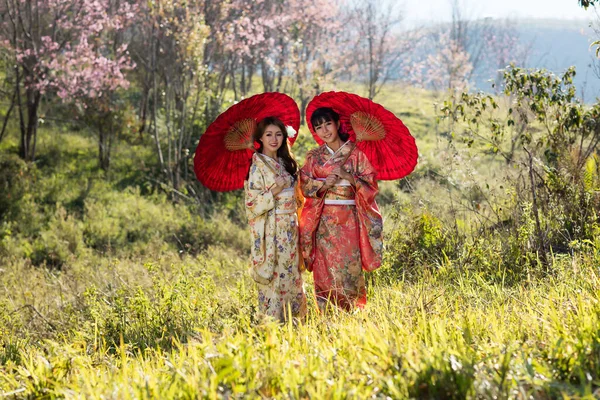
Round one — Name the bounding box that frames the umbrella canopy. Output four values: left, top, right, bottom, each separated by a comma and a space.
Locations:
306, 91, 417, 180
194, 92, 300, 191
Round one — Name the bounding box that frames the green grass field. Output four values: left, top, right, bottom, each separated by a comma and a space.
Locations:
1, 81, 600, 399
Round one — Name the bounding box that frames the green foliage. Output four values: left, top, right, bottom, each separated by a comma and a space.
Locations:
382, 202, 544, 284
437, 65, 600, 268
81, 263, 219, 351
1, 254, 600, 398
408, 353, 476, 399
2, 75, 600, 397
383, 205, 461, 278
0, 154, 33, 223
31, 206, 86, 268
83, 188, 179, 252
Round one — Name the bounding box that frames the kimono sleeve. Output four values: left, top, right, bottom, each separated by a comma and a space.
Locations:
353, 150, 379, 204
300, 151, 326, 198
352, 148, 383, 272
245, 161, 275, 220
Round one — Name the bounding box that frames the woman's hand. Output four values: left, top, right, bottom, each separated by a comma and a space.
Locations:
317, 174, 338, 196
271, 175, 286, 195
324, 174, 338, 189
331, 166, 355, 186
275, 176, 286, 188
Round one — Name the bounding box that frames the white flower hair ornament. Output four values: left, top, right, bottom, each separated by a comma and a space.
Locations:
286, 125, 297, 138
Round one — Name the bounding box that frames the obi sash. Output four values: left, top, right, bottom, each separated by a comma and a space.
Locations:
315, 178, 356, 206
275, 187, 297, 214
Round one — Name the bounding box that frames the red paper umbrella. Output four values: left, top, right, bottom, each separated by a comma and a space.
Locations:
306, 91, 418, 180
194, 92, 300, 192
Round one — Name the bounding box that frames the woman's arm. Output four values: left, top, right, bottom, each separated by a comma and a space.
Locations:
300, 152, 327, 198
351, 150, 379, 203
245, 161, 275, 219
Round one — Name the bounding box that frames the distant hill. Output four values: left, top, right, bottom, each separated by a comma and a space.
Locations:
475, 18, 600, 100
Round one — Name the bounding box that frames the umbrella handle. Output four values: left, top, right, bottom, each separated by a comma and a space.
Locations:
253, 149, 284, 194
339, 145, 355, 168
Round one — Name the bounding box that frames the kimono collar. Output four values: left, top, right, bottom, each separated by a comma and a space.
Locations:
261, 153, 280, 163
325, 140, 350, 156
258, 152, 284, 175
323, 141, 351, 166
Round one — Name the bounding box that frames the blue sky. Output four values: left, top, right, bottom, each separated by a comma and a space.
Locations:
401, 0, 595, 22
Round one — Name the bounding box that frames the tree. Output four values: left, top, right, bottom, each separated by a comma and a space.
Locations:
417, 1, 529, 93
48, 0, 136, 171
0, 0, 134, 163
344, 0, 411, 100
580, 0, 598, 8
129, 0, 210, 197
439, 66, 600, 267
480, 19, 531, 90
424, 32, 473, 92
285, 0, 343, 119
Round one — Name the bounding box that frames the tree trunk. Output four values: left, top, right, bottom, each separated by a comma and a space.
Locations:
138, 82, 150, 139
0, 81, 18, 144
524, 146, 549, 269
367, 4, 376, 100
240, 63, 247, 97
98, 121, 111, 171
151, 31, 166, 174
261, 60, 273, 92
299, 94, 309, 126
19, 87, 40, 161
275, 38, 285, 92
246, 62, 254, 94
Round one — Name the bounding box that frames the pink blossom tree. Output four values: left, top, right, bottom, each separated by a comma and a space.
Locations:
0, 0, 136, 164
283, 0, 343, 119
218, 0, 293, 95
424, 32, 473, 92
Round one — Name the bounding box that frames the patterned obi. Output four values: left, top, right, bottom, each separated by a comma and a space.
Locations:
275, 187, 297, 214
316, 178, 356, 205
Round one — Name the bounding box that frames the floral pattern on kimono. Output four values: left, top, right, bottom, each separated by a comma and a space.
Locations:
245, 152, 307, 321
299, 142, 383, 310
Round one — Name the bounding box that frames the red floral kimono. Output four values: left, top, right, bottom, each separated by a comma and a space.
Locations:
299, 142, 383, 311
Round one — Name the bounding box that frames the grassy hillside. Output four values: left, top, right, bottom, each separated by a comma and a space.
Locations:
1, 82, 600, 398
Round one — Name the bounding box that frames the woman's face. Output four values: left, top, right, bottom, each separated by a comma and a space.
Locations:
261, 124, 284, 154
313, 119, 340, 144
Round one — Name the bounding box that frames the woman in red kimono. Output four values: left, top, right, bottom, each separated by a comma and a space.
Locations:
299, 107, 383, 311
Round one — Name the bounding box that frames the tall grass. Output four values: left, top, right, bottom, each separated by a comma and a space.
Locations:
1, 254, 599, 398
2, 83, 600, 398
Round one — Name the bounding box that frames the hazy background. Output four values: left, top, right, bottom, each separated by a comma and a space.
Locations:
399, 0, 600, 99
403, 0, 593, 21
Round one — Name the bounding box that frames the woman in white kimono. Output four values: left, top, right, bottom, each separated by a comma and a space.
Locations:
244, 117, 307, 322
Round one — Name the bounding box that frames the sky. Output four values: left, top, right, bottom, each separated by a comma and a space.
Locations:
401, 0, 596, 23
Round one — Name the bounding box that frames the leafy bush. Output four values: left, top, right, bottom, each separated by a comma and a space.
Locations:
81, 262, 219, 351
83, 189, 181, 252
382, 204, 462, 279
0, 154, 32, 223
30, 206, 85, 268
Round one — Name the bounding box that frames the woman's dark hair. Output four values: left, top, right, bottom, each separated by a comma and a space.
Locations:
309, 107, 350, 141
252, 116, 298, 179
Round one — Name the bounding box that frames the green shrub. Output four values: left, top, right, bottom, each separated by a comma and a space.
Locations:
0, 154, 32, 223
383, 204, 462, 279
81, 262, 218, 351
407, 353, 476, 399
83, 189, 180, 252
30, 206, 85, 268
